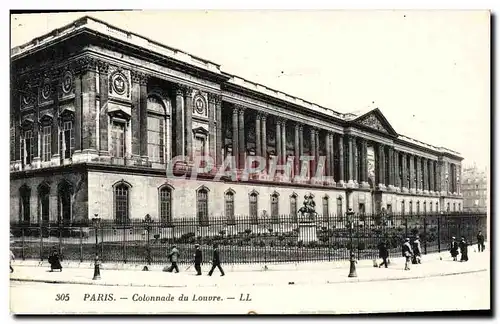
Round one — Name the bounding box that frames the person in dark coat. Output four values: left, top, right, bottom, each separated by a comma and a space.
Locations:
193, 244, 202, 276
477, 231, 485, 252
412, 236, 422, 264
10, 250, 15, 273
450, 237, 459, 261
402, 238, 413, 271
208, 244, 225, 276
378, 241, 389, 268
48, 248, 62, 272
459, 237, 468, 262
166, 245, 180, 273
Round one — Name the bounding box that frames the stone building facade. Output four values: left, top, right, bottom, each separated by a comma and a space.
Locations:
10, 16, 463, 225
461, 165, 488, 212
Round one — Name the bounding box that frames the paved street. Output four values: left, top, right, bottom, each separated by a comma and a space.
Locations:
10, 270, 490, 314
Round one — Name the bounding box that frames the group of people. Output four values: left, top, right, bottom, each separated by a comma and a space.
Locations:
10, 247, 63, 273
450, 236, 474, 262
164, 243, 225, 276
377, 236, 423, 270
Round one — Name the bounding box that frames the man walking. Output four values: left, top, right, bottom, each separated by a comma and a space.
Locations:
402, 238, 413, 271
477, 231, 485, 252
208, 244, 225, 277
377, 241, 389, 268
166, 245, 180, 273
10, 249, 15, 273
450, 237, 459, 261
459, 237, 469, 262
193, 244, 202, 276
412, 236, 422, 264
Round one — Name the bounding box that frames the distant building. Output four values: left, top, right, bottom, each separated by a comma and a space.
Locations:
461, 165, 487, 212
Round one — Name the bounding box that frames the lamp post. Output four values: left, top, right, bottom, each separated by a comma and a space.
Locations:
346, 208, 357, 278
91, 213, 101, 280
143, 214, 153, 269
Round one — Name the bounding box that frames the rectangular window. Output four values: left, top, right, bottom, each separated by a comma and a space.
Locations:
290, 196, 297, 222
336, 198, 343, 219
62, 121, 75, 159
225, 193, 235, 225
322, 198, 329, 221
42, 126, 51, 162
197, 190, 209, 226
194, 136, 206, 157
271, 195, 279, 222
10, 125, 14, 161
160, 189, 172, 226
147, 116, 164, 163
24, 130, 34, 164
111, 122, 126, 158
249, 194, 258, 224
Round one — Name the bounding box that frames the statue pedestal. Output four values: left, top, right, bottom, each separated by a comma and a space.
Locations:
298, 222, 317, 244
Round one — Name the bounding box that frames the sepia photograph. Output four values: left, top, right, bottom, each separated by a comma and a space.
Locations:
8, 9, 490, 315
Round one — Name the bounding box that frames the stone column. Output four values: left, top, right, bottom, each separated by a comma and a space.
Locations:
436, 160, 442, 194
281, 119, 287, 165
394, 150, 400, 191
131, 77, 141, 157
423, 158, 429, 194
294, 123, 300, 176
73, 72, 82, 157
215, 95, 222, 167
231, 105, 239, 169
387, 146, 394, 191
409, 155, 416, 194
238, 106, 246, 170
174, 88, 184, 158
353, 137, 359, 185
325, 132, 331, 178
360, 139, 369, 188
50, 77, 60, 165
416, 156, 422, 194
98, 61, 109, 156
208, 94, 216, 161
428, 160, 434, 193
184, 87, 193, 160
330, 133, 336, 184
298, 124, 304, 177
255, 113, 262, 158
457, 164, 461, 195
139, 76, 148, 159
276, 118, 282, 165
345, 135, 354, 187
377, 143, 386, 190
402, 153, 409, 193
80, 65, 98, 163
309, 127, 316, 177
338, 135, 344, 186
314, 128, 320, 166
261, 113, 267, 171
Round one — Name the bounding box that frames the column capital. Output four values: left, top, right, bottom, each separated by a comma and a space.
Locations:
207, 92, 222, 104
183, 86, 194, 97
73, 55, 98, 73
131, 70, 149, 85
237, 105, 246, 115
260, 112, 268, 121
96, 59, 110, 74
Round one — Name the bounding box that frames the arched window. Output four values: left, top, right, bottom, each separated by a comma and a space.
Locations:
270, 192, 279, 223
197, 186, 209, 226
322, 195, 329, 222
423, 201, 427, 215
147, 96, 167, 164
38, 183, 50, 223
23, 129, 34, 165
249, 190, 259, 224
336, 196, 343, 218
416, 201, 420, 215
409, 201, 413, 215
159, 186, 172, 226
401, 200, 405, 215
436, 202, 439, 212
114, 183, 130, 225
19, 185, 31, 223
41, 125, 52, 162
60, 119, 75, 160
458, 203, 461, 211
453, 203, 456, 212
58, 180, 73, 225
289, 193, 298, 222
430, 202, 433, 213
447, 202, 450, 212
225, 189, 235, 225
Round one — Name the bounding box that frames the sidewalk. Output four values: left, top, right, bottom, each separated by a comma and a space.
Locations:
10, 249, 489, 288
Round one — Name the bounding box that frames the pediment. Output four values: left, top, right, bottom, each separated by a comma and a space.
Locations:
352, 109, 397, 136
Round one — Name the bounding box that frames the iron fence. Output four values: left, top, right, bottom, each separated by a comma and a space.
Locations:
10, 212, 487, 265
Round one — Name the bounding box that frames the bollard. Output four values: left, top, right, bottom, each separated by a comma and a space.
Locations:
93, 255, 101, 280
348, 253, 357, 278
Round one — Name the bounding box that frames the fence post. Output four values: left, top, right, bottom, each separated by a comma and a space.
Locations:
100, 226, 104, 260
437, 215, 441, 253
21, 227, 25, 260
123, 225, 127, 263
79, 226, 83, 262
405, 216, 408, 239
39, 221, 43, 261
423, 215, 427, 255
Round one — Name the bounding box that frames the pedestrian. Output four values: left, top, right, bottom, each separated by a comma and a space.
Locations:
194, 243, 202, 276
450, 237, 459, 261
402, 238, 413, 271
412, 236, 422, 264
459, 237, 469, 262
477, 231, 485, 252
208, 244, 225, 276
377, 241, 389, 268
48, 248, 63, 272
166, 245, 180, 273
10, 249, 15, 273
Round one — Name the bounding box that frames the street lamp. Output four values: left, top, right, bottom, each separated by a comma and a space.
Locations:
143, 214, 153, 269
346, 208, 357, 278
91, 213, 101, 280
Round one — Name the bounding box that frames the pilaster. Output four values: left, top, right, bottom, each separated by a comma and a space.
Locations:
184, 86, 194, 160
214, 95, 222, 167
337, 134, 344, 186
377, 143, 386, 191
231, 105, 239, 169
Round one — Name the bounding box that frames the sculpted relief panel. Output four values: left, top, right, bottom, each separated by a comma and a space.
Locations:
357, 114, 388, 134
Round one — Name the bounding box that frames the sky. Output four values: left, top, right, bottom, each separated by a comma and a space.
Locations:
10, 10, 490, 170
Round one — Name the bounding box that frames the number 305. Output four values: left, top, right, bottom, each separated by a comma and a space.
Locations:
55, 294, 70, 301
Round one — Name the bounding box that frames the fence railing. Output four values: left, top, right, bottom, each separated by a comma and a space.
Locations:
10, 212, 487, 265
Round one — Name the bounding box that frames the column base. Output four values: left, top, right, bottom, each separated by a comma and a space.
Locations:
402, 187, 409, 193
416, 189, 423, 195
376, 183, 387, 191
346, 180, 355, 189
387, 185, 396, 192
394, 186, 402, 193
423, 190, 429, 195
32, 157, 41, 169
11, 160, 22, 171
337, 180, 346, 188
360, 181, 371, 189
50, 154, 61, 167
409, 188, 417, 194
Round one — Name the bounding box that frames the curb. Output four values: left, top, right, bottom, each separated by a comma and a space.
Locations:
10, 268, 487, 288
